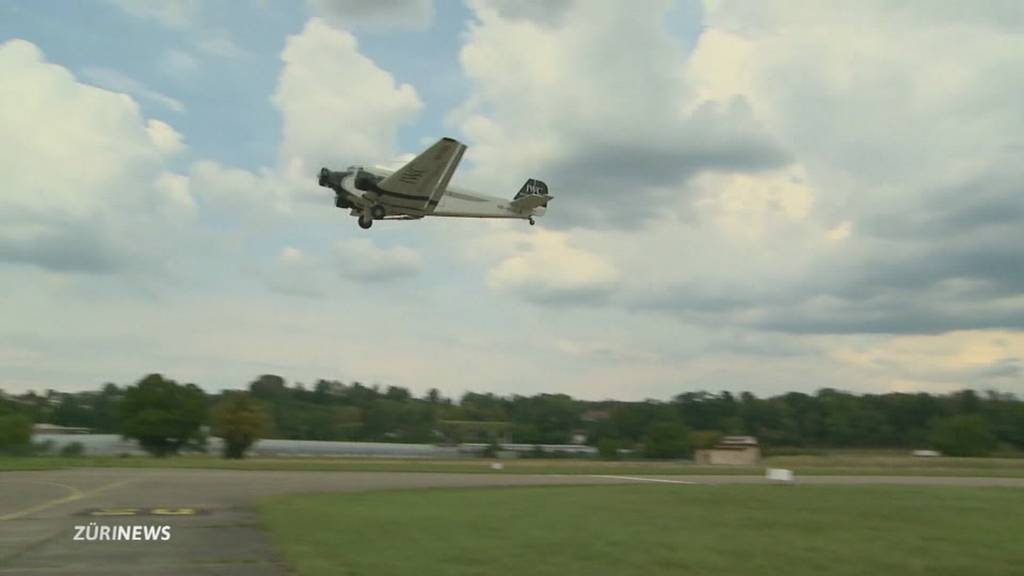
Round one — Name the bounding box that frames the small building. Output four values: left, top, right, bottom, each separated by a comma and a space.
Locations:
695, 435, 761, 466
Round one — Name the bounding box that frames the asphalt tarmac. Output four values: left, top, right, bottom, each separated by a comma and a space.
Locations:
1, 468, 1021, 575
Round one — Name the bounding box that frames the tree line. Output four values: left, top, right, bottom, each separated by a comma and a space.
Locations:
2, 373, 1023, 458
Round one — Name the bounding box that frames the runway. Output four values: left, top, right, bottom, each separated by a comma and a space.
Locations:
1, 468, 1021, 575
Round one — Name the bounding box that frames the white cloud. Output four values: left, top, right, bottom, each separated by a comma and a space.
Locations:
334, 238, 422, 282
146, 119, 186, 154
190, 161, 294, 218
273, 18, 423, 182
455, 0, 787, 228
196, 29, 247, 59
153, 171, 195, 215
677, 0, 1024, 334
484, 228, 618, 303
5, 3, 1023, 399
81, 67, 186, 113
103, 1, 248, 60
103, 0, 200, 29
0, 40, 189, 273
263, 247, 328, 297
452, 1, 1024, 339
308, 0, 435, 30
555, 338, 659, 363
160, 49, 198, 78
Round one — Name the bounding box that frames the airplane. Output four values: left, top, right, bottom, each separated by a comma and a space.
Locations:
317, 137, 552, 229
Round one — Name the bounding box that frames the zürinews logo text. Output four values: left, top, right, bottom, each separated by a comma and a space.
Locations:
73, 523, 172, 542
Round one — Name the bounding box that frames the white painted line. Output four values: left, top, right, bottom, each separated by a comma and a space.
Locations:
589, 475, 698, 485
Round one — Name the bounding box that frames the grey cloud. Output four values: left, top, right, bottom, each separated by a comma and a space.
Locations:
860, 160, 1024, 241
483, 0, 574, 25
264, 272, 327, 299
516, 283, 615, 307
749, 296, 1024, 335
0, 222, 127, 274
334, 239, 422, 282
626, 152, 1024, 336
976, 358, 1023, 380
543, 97, 790, 228
630, 234, 1024, 336
308, 0, 434, 30
637, 247, 1024, 335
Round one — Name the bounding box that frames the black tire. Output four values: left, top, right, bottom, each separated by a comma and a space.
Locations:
370, 205, 386, 220
358, 216, 373, 229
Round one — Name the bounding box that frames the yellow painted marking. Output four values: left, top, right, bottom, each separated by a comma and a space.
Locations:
89, 508, 140, 516
0, 477, 138, 521
150, 507, 195, 516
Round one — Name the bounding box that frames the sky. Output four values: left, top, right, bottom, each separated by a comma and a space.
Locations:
1, 0, 1022, 400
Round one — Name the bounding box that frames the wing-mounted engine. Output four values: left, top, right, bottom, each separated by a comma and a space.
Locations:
318, 167, 367, 210
353, 168, 382, 193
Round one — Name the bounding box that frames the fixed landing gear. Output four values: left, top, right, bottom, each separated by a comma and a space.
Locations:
357, 205, 385, 229
528, 216, 536, 226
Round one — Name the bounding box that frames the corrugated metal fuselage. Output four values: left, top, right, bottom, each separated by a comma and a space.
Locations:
345, 166, 535, 220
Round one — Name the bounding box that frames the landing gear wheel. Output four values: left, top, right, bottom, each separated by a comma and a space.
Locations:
370, 205, 386, 220
358, 216, 373, 229
528, 216, 536, 226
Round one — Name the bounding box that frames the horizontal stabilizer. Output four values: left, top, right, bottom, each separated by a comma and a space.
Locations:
510, 194, 551, 211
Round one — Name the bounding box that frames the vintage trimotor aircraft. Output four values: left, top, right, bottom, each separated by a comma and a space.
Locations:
317, 137, 551, 229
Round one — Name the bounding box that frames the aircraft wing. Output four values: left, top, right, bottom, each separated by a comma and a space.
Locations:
377, 137, 467, 212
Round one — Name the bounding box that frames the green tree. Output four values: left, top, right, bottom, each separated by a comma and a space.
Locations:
0, 413, 32, 455
120, 374, 206, 457
930, 414, 997, 457
597, 437, 621, 460
642, 420, 691, 459
210, 392, 268, 459
689, 429, 723, 450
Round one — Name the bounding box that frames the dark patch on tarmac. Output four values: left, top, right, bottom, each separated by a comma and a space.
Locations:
1, 469, 1021, 575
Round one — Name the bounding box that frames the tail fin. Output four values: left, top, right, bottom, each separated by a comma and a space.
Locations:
514, 179, 549, 200
510, 179, 552, 213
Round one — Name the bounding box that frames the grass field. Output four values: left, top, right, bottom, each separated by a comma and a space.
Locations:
260, 484, 1024, 576
0, 455, 761, 475
0, 454, 1018, 478
3, 453, 1024, 477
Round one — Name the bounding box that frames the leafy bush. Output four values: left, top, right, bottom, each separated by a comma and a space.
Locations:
642, 421, 691, 459
597, 437, 621, 460
210, 391, 269, 459
60, 441, 85, 457
689, 430, 724, 450
930, 415, 997, 457
0, 413, 32, 455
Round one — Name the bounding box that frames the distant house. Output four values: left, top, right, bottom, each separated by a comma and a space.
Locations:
581, 410, 610, 423
32, 423, 91, 435
695, 435, 761, 466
